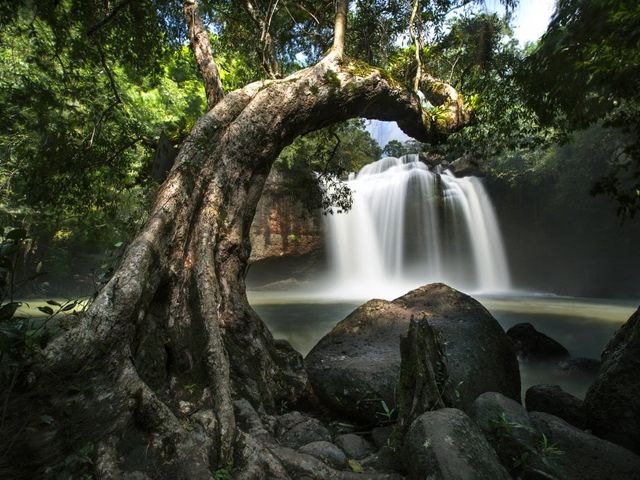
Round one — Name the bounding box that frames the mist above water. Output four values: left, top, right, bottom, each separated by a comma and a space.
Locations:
322, 154, 511, 299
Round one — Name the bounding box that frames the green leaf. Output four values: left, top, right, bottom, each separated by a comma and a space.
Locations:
37, 306, 55, 316
61, 302, 77, 311
46, 300, 62, 306
113, 242, 124, 248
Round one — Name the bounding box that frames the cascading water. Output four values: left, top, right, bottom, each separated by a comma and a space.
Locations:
323, 154, 510, 298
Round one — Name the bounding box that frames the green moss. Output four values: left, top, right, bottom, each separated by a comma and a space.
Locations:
323, 70, 341, 90
345, 58, 402, 89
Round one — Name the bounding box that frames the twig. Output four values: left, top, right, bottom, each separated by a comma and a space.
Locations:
97, 42, 122, 104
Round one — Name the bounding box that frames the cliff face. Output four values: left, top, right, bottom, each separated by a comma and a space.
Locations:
250, 170, 323, 262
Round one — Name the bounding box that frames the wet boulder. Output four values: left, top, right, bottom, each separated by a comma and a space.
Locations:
530, 411, 640, 480
403, 408, 511, 480
305, 299, 412, 422
395, 284, 521, 412
525, 384, 586, 429
305, 284, 520, 422
506, 322, 570, 361
469, 392, 546, 475
584, 306, 640, 454
298, 441, 347, 469
334, 433, 375, 460
275, 412, 332, 449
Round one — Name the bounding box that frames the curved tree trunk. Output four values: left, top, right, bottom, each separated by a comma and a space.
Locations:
2, 54, 470, 479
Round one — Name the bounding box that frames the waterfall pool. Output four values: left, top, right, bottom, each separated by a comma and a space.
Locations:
249, 290, 637, 400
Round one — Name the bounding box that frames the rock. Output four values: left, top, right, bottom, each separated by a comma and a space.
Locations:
298, 441, 347, 469
395, 284, 521, 412
306, 284, 520, 421
530, 411, 640, 480
249, 167, 322, 263
506, 323, 570, 361
395, 316, 451, 435
268, 445, 403, 479
469, 392, 543, 473
334, 433, 375, 460
525, 384, 586, 429
275, 412, 331, 449
418, 151, 444, 169
556, 357, 600, 376
449, 154, 483, 177
305, 299, 411, 421
360, 446, 402, 473
275, 411, 307, 435
371, 426, 393, 449
584, 306, 640, 454
403, 408, 511, 480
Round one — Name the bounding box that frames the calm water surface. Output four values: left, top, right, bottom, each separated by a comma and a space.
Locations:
249, 291, 638, 400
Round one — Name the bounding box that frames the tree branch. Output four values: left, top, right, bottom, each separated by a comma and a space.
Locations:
409, 0, 422, 93
97, 42, 122, 104
331, 0, 348, 59
87, 0, 134, 37
242, 0, 282, 78
183, 0, 225, 110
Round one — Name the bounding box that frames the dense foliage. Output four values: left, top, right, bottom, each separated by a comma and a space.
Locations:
522, 0, 640, 219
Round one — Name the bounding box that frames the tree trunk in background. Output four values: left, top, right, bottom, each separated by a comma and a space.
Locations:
1, 52, 470, 478
242, 0, 282, 78
184, 0, 225, 109
332, 0, 348, 58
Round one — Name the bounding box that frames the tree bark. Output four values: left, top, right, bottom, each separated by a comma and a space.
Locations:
1, 53, 470, 478
332, 0, 349, 58
184, 0, 225, 109
409, 0, 422, 93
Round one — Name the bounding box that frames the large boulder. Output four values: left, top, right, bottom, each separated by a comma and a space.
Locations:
469, 392, 550, 476
506, 322, 570, 361
395, 284, 521, 412
584, 306, 640, 454
530, 411, 640, 480
305, 284, 520, 422
305, 299, 411, 421
403, 408, 511, 480
525, 384, 586, 429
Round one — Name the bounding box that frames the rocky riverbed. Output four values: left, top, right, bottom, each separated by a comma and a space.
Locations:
245, 283, 640, 479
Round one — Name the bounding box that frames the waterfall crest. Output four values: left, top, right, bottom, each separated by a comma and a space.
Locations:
323, 154, 510, 298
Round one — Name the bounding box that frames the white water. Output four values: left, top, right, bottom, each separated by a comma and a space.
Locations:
322, 154, 511, 298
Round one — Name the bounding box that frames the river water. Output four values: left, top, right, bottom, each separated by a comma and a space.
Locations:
249, 291, 637, 400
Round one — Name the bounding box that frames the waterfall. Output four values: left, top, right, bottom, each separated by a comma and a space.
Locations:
323, 154, 510, 298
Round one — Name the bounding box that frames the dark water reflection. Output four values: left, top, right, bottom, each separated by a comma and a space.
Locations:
250, 292, 637, 400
